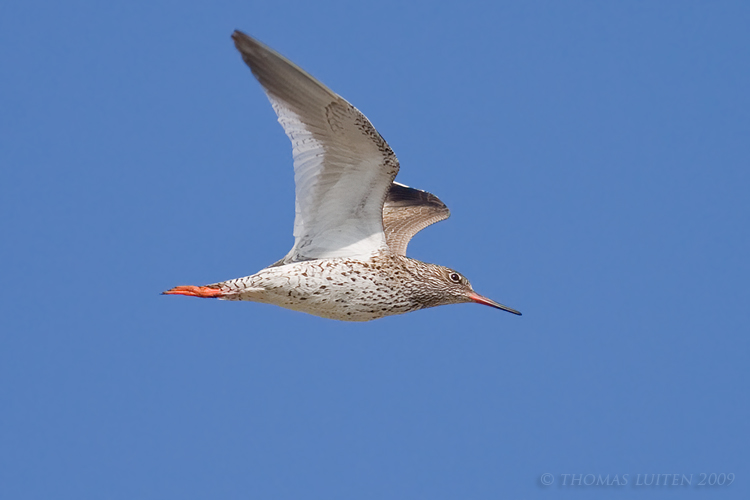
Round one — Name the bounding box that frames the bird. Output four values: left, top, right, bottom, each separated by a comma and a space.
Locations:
163, 30, 521, 322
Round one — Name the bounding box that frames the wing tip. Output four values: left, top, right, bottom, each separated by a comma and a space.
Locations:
385, 183, 449, 210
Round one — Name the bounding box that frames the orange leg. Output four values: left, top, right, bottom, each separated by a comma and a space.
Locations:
162, 285, 226, 298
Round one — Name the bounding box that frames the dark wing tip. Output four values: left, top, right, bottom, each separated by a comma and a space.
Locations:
385, 183, 449, 211
231, 30, 262, 56
231, 29, 249, 42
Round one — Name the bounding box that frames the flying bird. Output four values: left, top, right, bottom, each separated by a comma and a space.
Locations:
163, 31, 521, 321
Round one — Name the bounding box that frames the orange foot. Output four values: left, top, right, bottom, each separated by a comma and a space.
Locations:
162, 285, 225, 298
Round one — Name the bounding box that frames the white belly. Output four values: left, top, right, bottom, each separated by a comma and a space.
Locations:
216, 258, 419, 321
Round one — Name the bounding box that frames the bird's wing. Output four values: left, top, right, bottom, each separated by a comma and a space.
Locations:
382, 182, 450, 256
232, 31, 399, 263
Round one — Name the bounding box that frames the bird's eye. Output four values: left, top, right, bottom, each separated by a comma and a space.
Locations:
449, 273, 461, 283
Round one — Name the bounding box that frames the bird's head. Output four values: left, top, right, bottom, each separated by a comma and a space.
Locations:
415, 263, 521, 315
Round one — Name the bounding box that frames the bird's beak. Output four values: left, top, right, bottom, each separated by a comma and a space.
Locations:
468, 292, 522, 316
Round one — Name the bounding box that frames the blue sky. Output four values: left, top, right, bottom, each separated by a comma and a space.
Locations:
2, 1, 748, 498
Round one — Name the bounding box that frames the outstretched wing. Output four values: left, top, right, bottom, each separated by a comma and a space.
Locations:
232, 31, 399, 264
382, 182, 450, 256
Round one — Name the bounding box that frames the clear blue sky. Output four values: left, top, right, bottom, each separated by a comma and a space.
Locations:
2, 1, 748, 498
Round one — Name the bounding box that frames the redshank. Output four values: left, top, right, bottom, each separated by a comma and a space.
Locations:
163, 31, 521, 321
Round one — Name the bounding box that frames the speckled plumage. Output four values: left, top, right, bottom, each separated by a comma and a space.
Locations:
201, 252, 489, 322
163, 31, 521, 321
